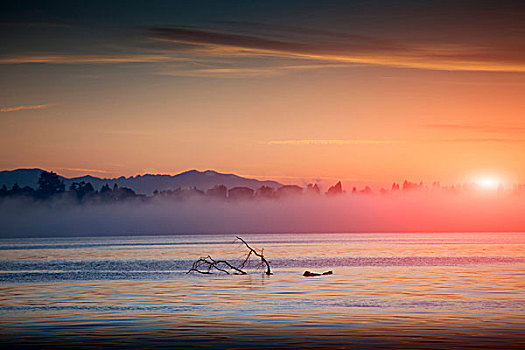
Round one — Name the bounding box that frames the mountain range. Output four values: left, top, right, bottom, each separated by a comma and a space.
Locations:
0, 169, 282, 195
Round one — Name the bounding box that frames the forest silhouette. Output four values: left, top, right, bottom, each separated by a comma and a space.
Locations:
1, 170, 524, 206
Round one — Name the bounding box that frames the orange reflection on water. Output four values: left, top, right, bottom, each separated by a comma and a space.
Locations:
0, 232, 523, 348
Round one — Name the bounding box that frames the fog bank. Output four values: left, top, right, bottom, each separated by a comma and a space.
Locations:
1, 192, 524, 238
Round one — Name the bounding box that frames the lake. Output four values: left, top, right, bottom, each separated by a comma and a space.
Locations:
0, 232, 524, 349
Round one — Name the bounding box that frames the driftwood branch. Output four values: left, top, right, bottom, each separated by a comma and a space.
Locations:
186, 237, 272, 275
236, 236, 272, 275
186, 255, 247, 275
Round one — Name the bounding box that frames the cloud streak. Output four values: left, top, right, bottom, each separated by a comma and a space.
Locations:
149, 26, 525, 72
57, 167, 109, 174
3, 24, 523, 73
0, 54, 181, 65
0, 104, 52, 113
158, 63, 352, 78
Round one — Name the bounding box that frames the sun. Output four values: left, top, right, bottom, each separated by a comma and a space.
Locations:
474, 177, 499, 189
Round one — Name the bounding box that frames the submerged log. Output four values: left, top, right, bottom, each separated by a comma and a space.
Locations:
303, 270, 333, 277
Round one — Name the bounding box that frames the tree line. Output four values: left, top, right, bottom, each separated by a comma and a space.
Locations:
1, 170, 523, 204
0, 171, 345, 204
0, 171, 139, 203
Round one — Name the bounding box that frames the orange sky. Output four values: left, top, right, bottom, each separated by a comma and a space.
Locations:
1, 1, 524, 188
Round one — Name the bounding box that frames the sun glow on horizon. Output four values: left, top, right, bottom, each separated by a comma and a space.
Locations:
474, 176, 501, 190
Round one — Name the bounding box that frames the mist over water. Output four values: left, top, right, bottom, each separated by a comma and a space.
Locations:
1, 192, 524, 237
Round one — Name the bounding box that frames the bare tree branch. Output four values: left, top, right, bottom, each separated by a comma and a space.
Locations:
187, 255, 247, 275
235, 236, 272, 275
186, 237, 272, 275
239, 249, 252, 269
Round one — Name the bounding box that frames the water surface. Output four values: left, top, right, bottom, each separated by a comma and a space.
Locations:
0, 232, 524, 348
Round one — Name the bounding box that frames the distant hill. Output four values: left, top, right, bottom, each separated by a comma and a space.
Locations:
0, 169, 282, 195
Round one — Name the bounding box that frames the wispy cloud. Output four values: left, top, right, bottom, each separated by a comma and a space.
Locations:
158, 63, 351, 78
57, 167, 108, 174
3, 23, 524, 73
0, 104, 53, 113
149, 26, 525, 72
0, 54, 180, 65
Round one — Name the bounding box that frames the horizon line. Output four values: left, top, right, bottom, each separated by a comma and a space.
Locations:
1, 167, 524, 188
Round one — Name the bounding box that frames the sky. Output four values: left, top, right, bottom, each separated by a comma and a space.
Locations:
1, 0, 524, 189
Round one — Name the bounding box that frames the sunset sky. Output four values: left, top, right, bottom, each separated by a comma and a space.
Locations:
1, 0, 524, 188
